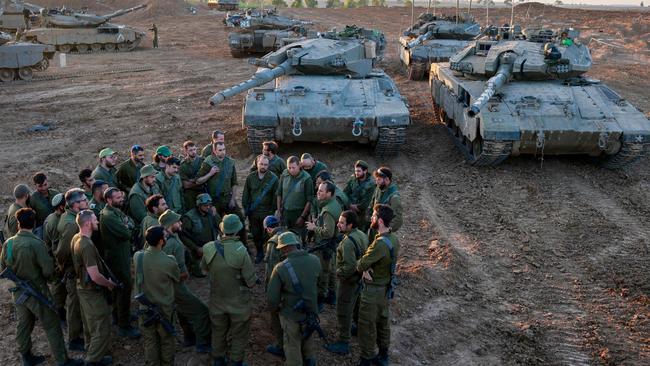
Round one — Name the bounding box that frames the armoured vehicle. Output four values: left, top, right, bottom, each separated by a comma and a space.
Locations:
210, 26, 410, 157
1, 31, 55, 82
211, 0, 238, 11
430, 27, 650, 168
0, 0, 30, 32
228, 27, 309, 57
23, 4, 147, 53
399, 12, 480, 80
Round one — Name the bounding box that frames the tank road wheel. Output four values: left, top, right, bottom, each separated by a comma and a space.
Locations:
599, 140, 648, 169
34, 58, 49, 71
76, 44, 89, 53
374, 127, 407, 158
104, 43, 116, 52
117, 42, 130, 52
57, 44, 72, 53
246, 127, 275, 154
91, 43, 102, 52
407, 63, 426, 81
0, 68, 15, 82
17, 67, 33, 81
230, 49, 246, 58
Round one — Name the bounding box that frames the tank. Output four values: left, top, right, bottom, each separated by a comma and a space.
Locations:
0, 0, 30, 32
1, 31, 55, 82
399, 12, 480, 80
23, 4, 147, 53
209, 26, 410, 157
429, 27, 650, 168
228, 26, 309, 57
211, 0, 238, 11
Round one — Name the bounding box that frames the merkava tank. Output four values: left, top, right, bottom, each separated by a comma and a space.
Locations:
23, 4, 147, 53
0, 0, 31, 32
399, 12, 480, 80
210, 26, 410, 157
429, 27, 650, 168
0, 30, 55, 82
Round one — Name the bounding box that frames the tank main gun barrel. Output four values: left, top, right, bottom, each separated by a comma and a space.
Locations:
100, 4, 147, 21
468, 62, 512, 117
406, 30, 432, 49
209, 59, 291, 106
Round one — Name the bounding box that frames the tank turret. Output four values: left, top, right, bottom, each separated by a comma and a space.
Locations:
39, 4, 147, 28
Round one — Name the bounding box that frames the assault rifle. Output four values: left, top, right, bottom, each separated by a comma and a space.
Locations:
0, 267, 57, 312
294, 298, 327, 341
134, 292, 177, 336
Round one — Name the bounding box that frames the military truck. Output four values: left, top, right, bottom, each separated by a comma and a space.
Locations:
1, 31, 55, 82
429, 27, 650, 168
210, 26, 410, 157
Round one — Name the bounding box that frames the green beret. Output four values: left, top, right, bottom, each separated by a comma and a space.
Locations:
220, 214, 243, 235
276, 231, 300, 249
158, 210, 181, 228
139, 164, 156, 178
155, 145, 172, 157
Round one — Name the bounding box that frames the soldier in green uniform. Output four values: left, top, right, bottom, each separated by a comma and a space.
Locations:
152, 145, 172, 172
300, 153, 328, 184
368, 167, 402, 236
156, 156, 184, 214
180, 194, 221, 278
276, 156, 313, 242
29, 172, 60, 238
149, 24, 159, 48
43, 193, 67, 317
134, 226, 180, 366
243, 154, 279, 263
324, 210, 369, 355
267, 232, 321, 366
92, 148, 118, 188
88, 180, 108, 218
159, 210, 211, 352
56, 189, 88, 352
78, 169, 95, 201
99, 187, 141, 339
116, 144, 145, 193
262, 215, 286, 358
179, 140, 204, 211
356, 204, 400, 366
4, 184, 30, 240
128, 164, 161, 226
306, 181, 342, 307
1, 208, 83, 366
141, 194, 167, 244
200, 129, 225, 158
343, 160, 375, 232
71, 210, 116, 366
201, 214, 258, 365
315, 171, 349, 210
249, 141, 286, 178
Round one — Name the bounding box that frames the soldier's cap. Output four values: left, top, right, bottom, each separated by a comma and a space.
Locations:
159, 209, 181, 228
155, 145, 172, 158
64, 188, 86, 205
196, 193, 213, 206
354, 160, 369, 170
220, 214, 243, 235
263, 215, 280, 228
373, 167, 392, 180
139, 164, 156, 178
145, 225, 166, 246
300, 153, 313, 161
13, 184, 31, 199
51, 193, 64, 207
92, 180, 107, 192
276, 231, 300, 249
98, 148, 116, 159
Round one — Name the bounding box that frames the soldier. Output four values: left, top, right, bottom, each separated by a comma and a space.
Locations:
180, 193, 221, 278
43, 193, 66, 317
300, 153, 328, 183
78, 168, 95, 201
242, 154, 279, 263
116, 144, 145, 193
324, 210, 369, 355
88, 180, 108, 218
4, 184, 30, 239
201, 214, 258, 365
343, 160, 375, 232
152, 145, 172, 172
29, 172, 60, 237
315, 171, 349, 210
275, 156, 313, 241
128, 164, 161, 226
99, 187, 141, 339
1, 208, 82, 366
356, 204, 400, 366
179, 140, 204, 211
156, 156, 184, 214
92, 148, 118, 187
134, 226, 180, 366
71, 210, 115, 366
201, 129, 225, 158
368, 167, 402, 235
250, 141, 286, 178
56, 189, 88, 352
158, 210, 211, 351
262, 215, 286, 358
149, 23, 159, 48
141, 194, 168, 244
306, 181, 342, 307
267, 232, 321, 366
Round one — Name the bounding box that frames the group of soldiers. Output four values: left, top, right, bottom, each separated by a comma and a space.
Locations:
1, 129, 403, 366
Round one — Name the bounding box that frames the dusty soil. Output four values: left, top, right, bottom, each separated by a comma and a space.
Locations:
1, 3, 649, 366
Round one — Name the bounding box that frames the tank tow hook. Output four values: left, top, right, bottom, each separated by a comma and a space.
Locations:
292, 116, 303, 137
598, 132, 609, 151
352, 118, 364, 137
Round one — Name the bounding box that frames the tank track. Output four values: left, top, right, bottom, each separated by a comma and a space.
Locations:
599, 140, 648, 169
407, 61, 427, 81
246, 126, 275, 154
445, 115, 512, 167
1, 66, 153, 85
374, 126, 407, 158
56, 39, 142, 54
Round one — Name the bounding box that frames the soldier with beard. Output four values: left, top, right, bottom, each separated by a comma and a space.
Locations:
201, 129, 225, 158
128, 165, 161, 227
179, 141, 204, 211
367, 167, 402, 237
29, 172, 60, 238
92, 148, 118, 188
116, 144, 145, 194
343, 160, 375, 232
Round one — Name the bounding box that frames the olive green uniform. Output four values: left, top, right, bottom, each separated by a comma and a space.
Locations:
156, 171, 184, 214
128, 181, 161, 226
335, 229, 368, 342
311, 197, 342, 300
303, 160, 328, 183
368, 183, 402, 233
267, 250, 321, 366
201, 236, 257, 362
3, 203, 24, 239
200, 143, 213, 158
356, 232, 399, 360
264, 227, 286, 348
140, 213, 160, 246
242, 171, 278, 255
179, 155, 204, 210
43, 211, 66, 309
71, 233, 111, 363
116, 159, 143, 193
343, 174, 375, 232
180, 208, 221, 273
55, 209, 83, 343
29, 188, 59, 229
198, 155, 244, 221
277, 171, 313, 239
88, 198, 105, 219
99, 205, 135, 329
1, 231, 69, 364
249, 154, 286, 179
134, 247, 180, 366
92, 165, 117, 188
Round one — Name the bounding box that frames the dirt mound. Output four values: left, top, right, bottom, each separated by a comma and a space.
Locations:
514, 1, 559, 12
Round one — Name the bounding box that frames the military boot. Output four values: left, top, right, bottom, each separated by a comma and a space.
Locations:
21, 351, 46, 366
67, 338, 85, 352
57, 358, 84, 366
374, 349, 389, 366
325, 288, 336, 305
357, 358, 374, 366
232, 362, 248, 366
303, 358, 316, 366
117, 325, 141, 339
265, 344, 285, 358
323, 341, 350, 355
212, 357, 226, 366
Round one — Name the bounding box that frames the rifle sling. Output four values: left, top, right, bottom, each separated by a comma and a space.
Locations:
247, 174, 277, 215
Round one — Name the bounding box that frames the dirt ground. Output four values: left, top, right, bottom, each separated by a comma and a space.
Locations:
1, 2, 649, 365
